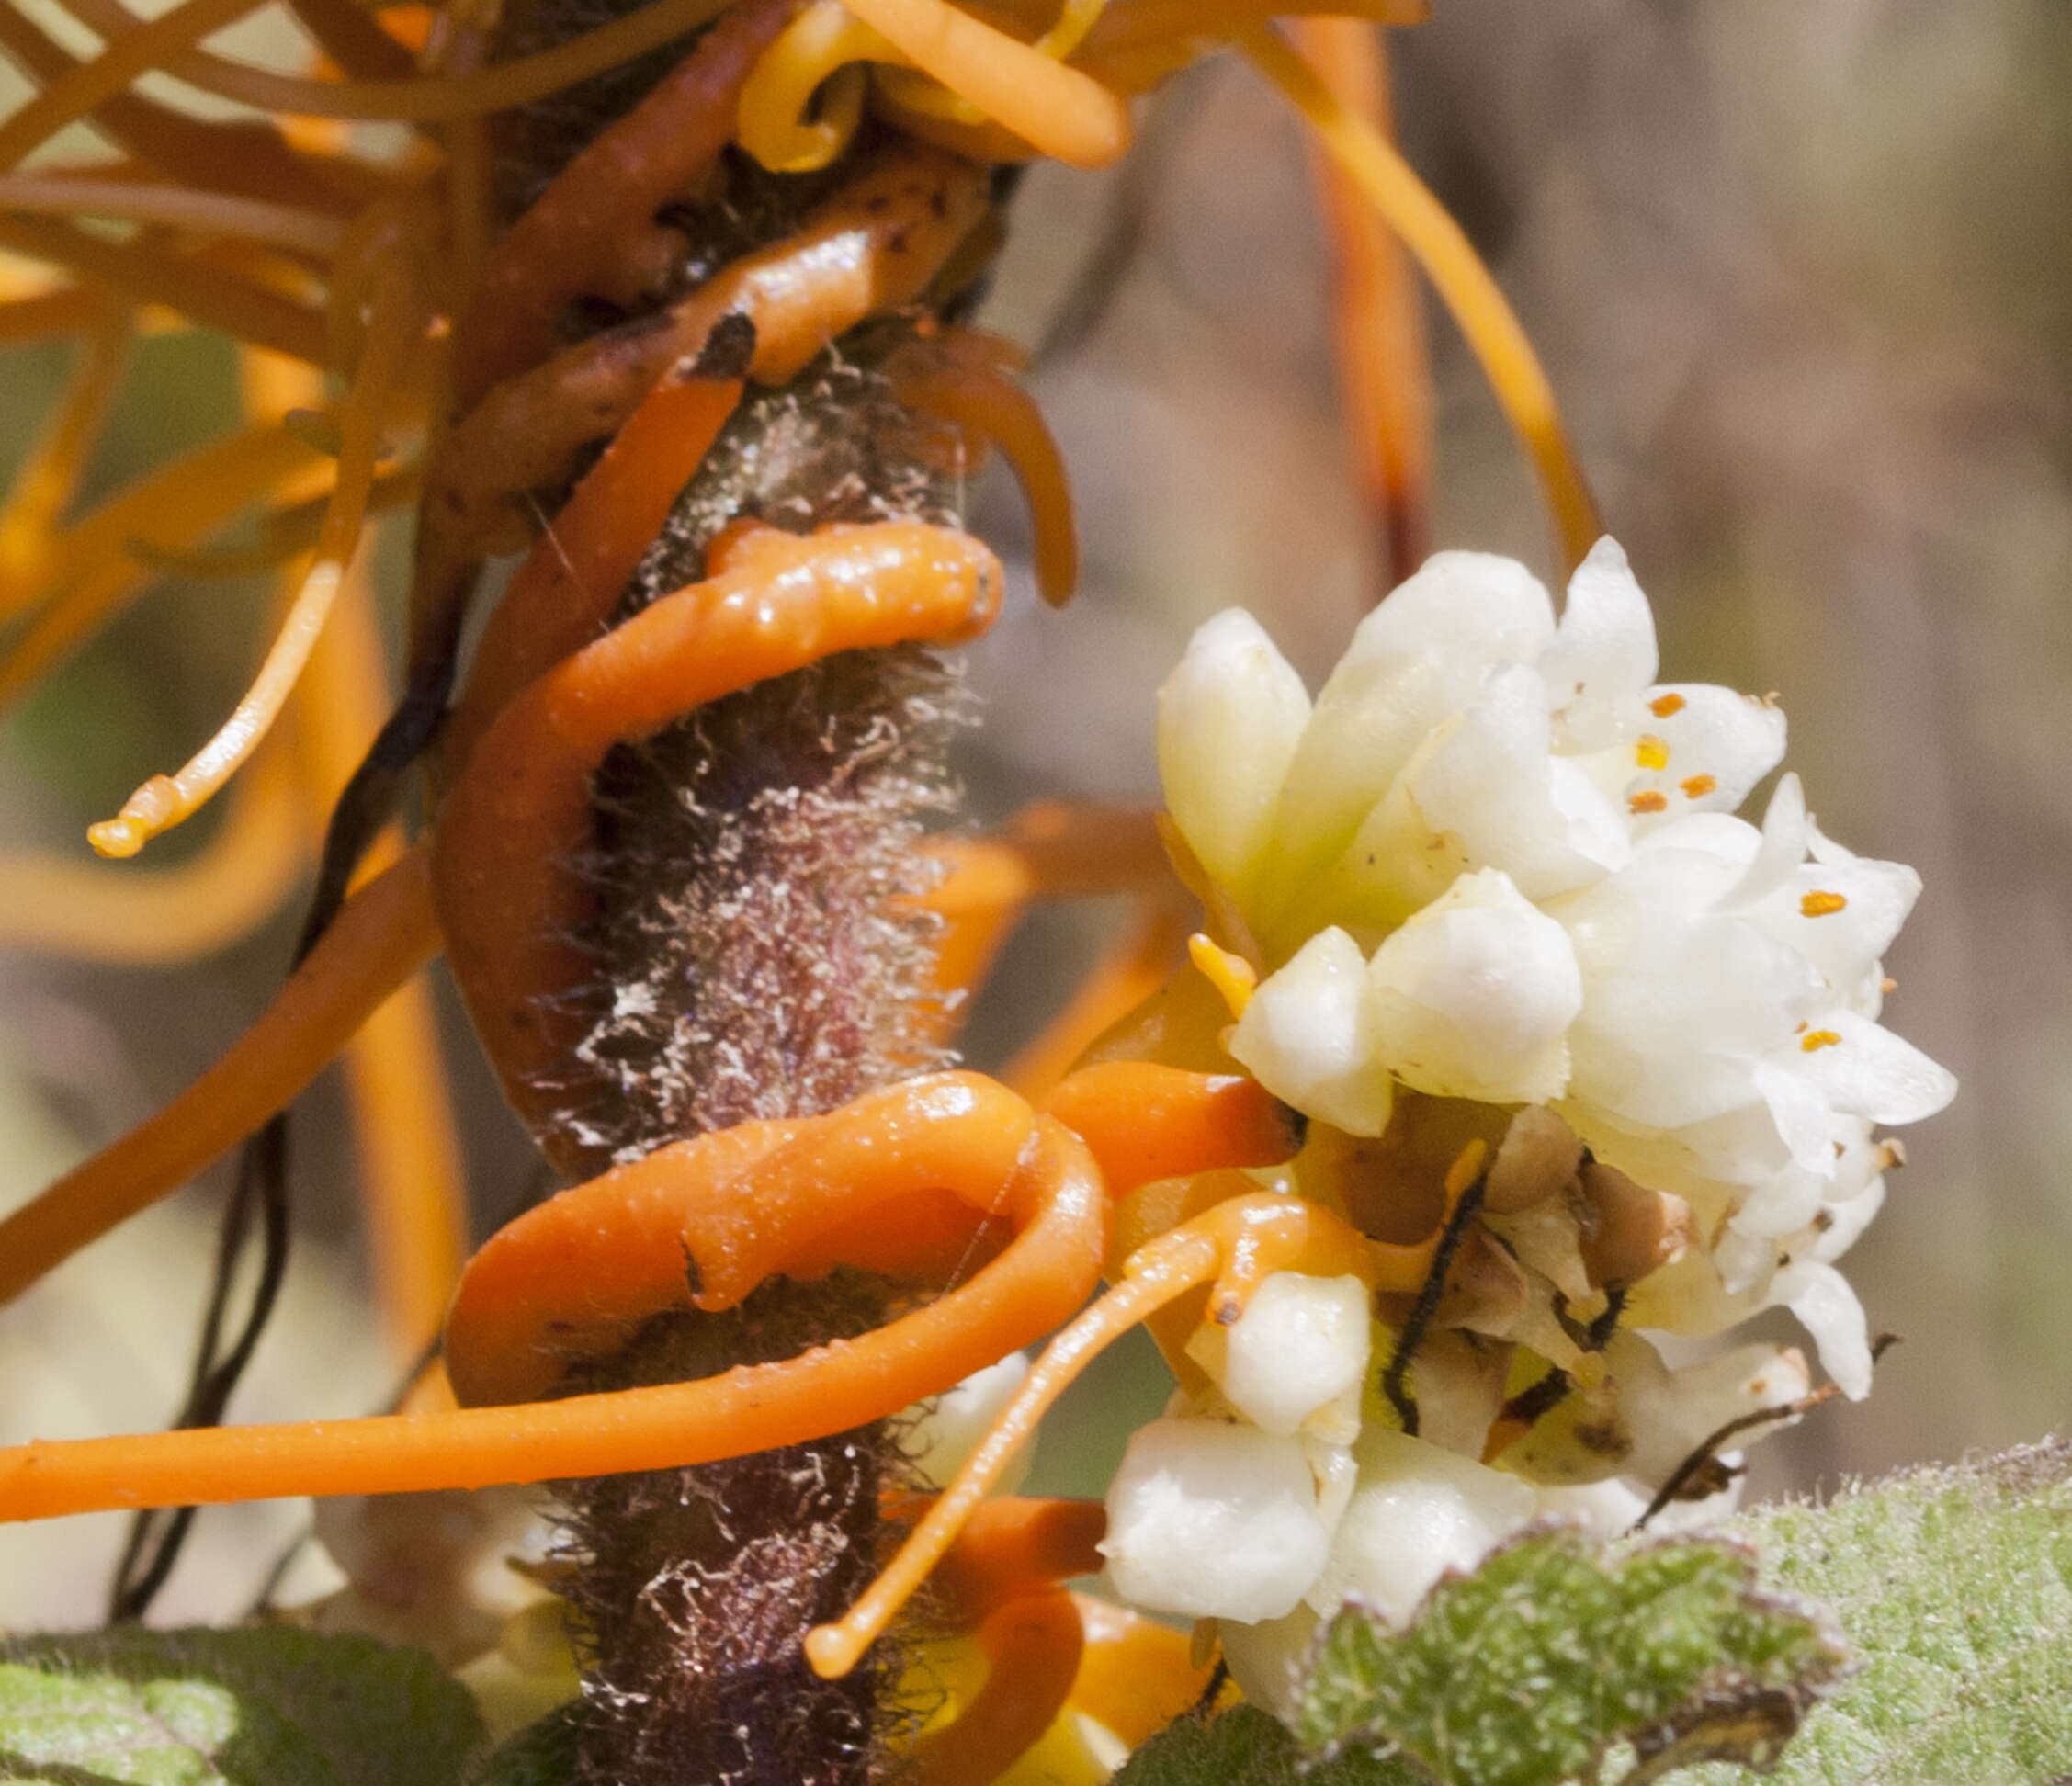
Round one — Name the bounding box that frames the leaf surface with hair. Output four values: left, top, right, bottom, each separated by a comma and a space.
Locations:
0, 1627, 482, 1786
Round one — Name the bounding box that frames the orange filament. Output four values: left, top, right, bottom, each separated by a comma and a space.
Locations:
0, 6, 358, 215
0, 844, 440, 1306
805, 1191, 1379, 1679
925, 1496, 1109, 1625
47, 0, 738, 126
1292, 16, 1431, 592
291, 528, 470, 1366
1238, 21, 1601, 577
89, 241, 424, 857
408, 148, 988, 675
1042, 1062, 1299, 1198
450, 0, 794, 409
0, 216, 329, 366
0, 175, 349, 259
1002, 899, 1190, 1097
440, 367, 745, 781
0, 1115, 1104, 1520
895, 335, 1080, 606
1069, 1596, 1221, 1746
431, 518, 1002, 1165
0, 0, 271, 175
0, 296, 130, 590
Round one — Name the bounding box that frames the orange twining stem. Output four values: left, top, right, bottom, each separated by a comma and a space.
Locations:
1293, 14, 1431, 593
1000, 899, 1191, 1097
925, 1496, 1108, 1625
1070, 1595, 1221, 1747
923, 801, 1171, 1013
0, 0, 268, 175
0, 6, 357, 215
834, 0, 1130, 168
806, 1190, 1380, 1678
0, 745, 302, 964
446, 1063, 1301, 1407
451, 0, 794, 410
896, 343, 1079, 607
1043, 1062, 1300, 1196
911, 1588, 1084, 1786
439, 366, 745, 782
0, 1115, 1104, 1520
444, 1072, 1039, 1407
408, 148, 989, 674
430, 518, 1003, 1168
908, 1500, 1107, 1785
0, 215, 329, 367
0, 845, 440, 1306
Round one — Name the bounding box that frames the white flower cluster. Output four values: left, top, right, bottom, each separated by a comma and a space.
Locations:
1098, 541, 1954, 1708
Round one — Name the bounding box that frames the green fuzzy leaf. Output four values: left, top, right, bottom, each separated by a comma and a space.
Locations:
0, 1627, 483, 1786
466, 1703, 583, 1786
1686, 1436, 2072, 1785
1114, 1704, 1421, 1786
1288, 1528, 1843, 1786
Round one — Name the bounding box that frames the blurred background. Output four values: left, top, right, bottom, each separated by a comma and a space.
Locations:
2, 0, 2066, 1628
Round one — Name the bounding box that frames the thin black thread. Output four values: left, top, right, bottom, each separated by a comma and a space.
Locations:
1378, 1168, 1488, 1436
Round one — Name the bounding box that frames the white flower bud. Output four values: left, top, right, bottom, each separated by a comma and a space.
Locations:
1157, 609, 1311, 910
1101, 1418, 1333, 1622
1216, 1272, 1372, 1441
1365, 869, 1581, 1104
1228, 927, 1393, 1136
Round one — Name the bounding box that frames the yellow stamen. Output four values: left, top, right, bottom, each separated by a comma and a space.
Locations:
1679, 773, 1715, 799
1628, 789, 1668, 815
1801, 1030, 1841, 1053
1635, 733, 1670, 771
1188, 932, 1258, 1018
1800, 890, 1848, 918
1648, 691, 1686, 718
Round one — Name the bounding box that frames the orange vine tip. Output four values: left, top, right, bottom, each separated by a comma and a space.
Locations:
1187, 932, 1257, 1017
804, 1621, 866, 1681
86, 775, 177, 857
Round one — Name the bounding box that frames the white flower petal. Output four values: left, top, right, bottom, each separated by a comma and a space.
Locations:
1769, 1260, 1874, 1399
1228, 927, 1393, 1136
1157, 609, 1312, 910
1101, 1419, 1331, 1622
1304, 1429, 1535, 1624
1541, 537, 1659, 751
1409, 666, 1630, 899
1626, 684, 1788, 824
1365, 868, 1581, 1103
1264, 554, 1556, 899
1786, 1011, 1957, 1125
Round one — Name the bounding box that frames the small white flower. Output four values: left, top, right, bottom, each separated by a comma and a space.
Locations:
1106, 539, 1953, 1653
